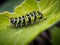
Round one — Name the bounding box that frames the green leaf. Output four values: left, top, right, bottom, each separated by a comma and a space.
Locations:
0, 0, 60, 45
51, 26, 60, 45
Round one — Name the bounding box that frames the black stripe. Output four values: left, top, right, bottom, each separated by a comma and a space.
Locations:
27, 14, 31, 24
37, 11, 43, 19
14, 17, 17, 25
22, 16, 25, 26
18, 17, 21, 27
33, 11, 36, 21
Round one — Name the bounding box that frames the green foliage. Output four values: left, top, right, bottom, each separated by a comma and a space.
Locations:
51, 26, 60, 45
0, 0, 60, 45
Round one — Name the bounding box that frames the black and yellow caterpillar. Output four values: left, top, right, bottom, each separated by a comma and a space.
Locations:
10, 11, 44, 27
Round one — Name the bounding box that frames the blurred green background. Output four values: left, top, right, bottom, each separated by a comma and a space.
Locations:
0, 0, 24, 13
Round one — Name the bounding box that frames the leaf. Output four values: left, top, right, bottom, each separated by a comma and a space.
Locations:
0, 0, 60, 45
51, 26, 60, 45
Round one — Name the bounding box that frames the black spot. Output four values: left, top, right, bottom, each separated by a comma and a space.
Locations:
44, 18, 47, 20
30, 13, 33, 16
37, 0, 40, 1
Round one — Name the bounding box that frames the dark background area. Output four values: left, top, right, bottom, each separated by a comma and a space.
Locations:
0, 0, 24, 13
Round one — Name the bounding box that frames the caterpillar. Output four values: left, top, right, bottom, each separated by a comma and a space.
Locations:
10, 11, 44, 27
10, 11, 45, 27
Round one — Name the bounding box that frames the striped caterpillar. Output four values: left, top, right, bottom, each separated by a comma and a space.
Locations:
10, 11, 44, 27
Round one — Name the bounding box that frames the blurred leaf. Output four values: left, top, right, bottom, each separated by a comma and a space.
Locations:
51, 26, 60, 45
0, 0, 24, 12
